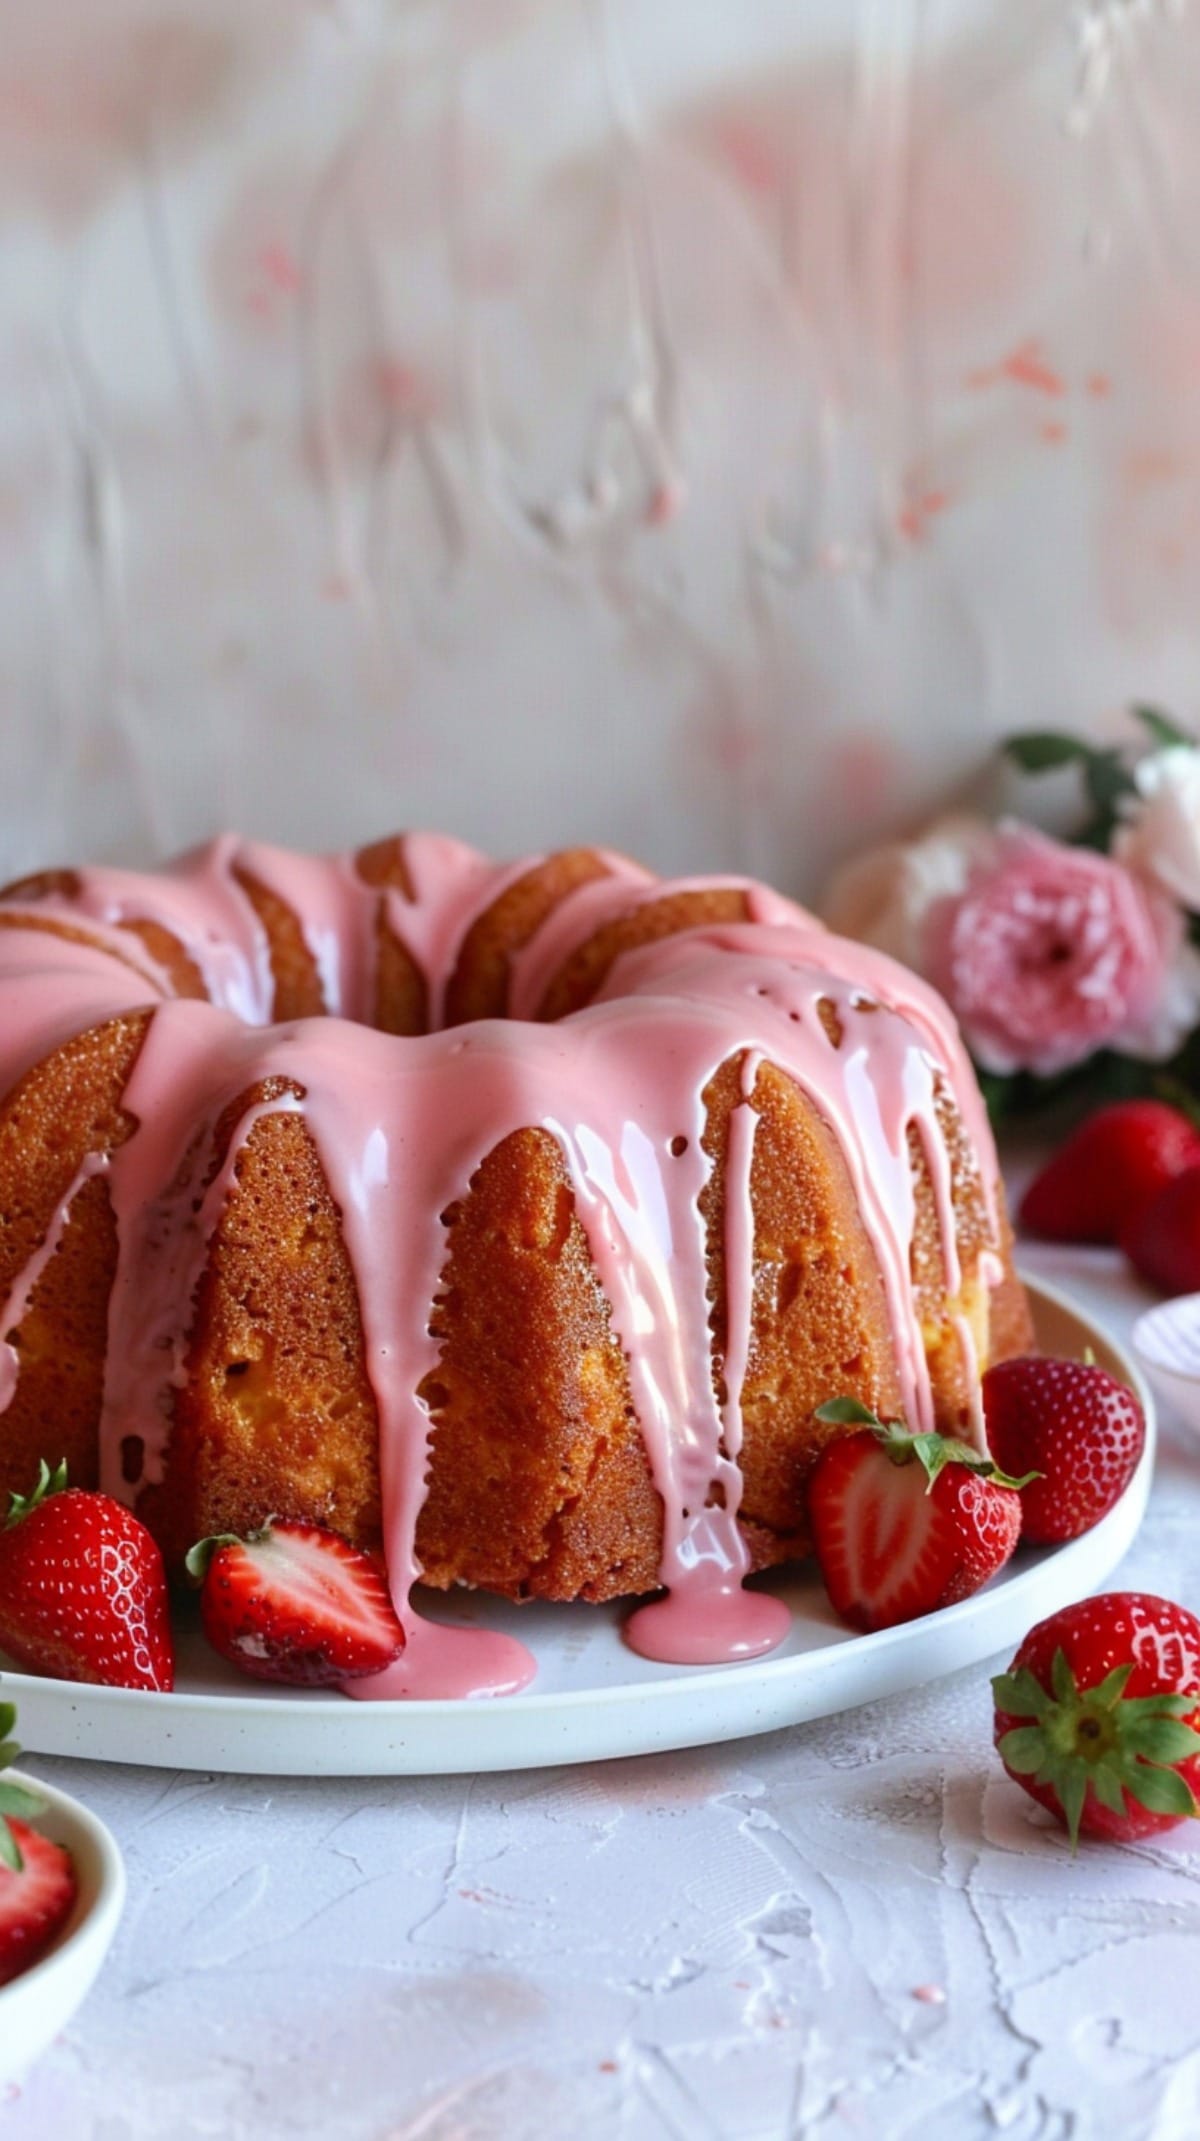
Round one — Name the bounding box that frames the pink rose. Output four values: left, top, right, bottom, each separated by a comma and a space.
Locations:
927, 826, 1196, 1077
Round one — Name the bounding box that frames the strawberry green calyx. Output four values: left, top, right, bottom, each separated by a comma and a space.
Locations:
4, 1459, 69, 1532
184, 1533, 245, 1586
0, 1702, 45, 1874
992, 1647, 1200, 1849
813, 1399, 1037, 1495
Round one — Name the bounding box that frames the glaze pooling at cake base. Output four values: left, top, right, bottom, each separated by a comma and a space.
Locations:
0, 835, 1031, 1695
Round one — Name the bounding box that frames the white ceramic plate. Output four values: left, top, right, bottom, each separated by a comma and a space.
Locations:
0, 1279, 1153, 1777
0, 1770, 125, 2084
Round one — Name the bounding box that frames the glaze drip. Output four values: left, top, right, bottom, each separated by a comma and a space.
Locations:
0, 836, 1007, 1694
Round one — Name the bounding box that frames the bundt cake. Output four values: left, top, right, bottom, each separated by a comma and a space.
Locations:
0, 834, 1032, 1693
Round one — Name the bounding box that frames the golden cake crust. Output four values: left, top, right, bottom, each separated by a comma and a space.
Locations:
0, 838, 1035, 1605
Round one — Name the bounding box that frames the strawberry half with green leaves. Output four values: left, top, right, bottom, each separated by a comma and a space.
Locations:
0, 1461, 174, 1691
0, 1702, 78, 1987
187, 1519, 406, 1686
807, 1401, 1033, 1634
993, 1593, 1200, 1846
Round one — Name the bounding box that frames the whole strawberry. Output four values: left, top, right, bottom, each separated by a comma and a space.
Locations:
1019, 1100, 1200, 1245
187, 1519, 405, 1686
1123, 1164, 1200, 1295
0, 1461, 174, 1691
0, 1702, 78, 1987
982, 1355, 1145, 1544
808, 1402, 1030, 1634
993, 1593, 1200, 1845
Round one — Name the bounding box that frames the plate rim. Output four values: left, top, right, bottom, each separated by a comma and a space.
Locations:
1, 1273, 1155, 1767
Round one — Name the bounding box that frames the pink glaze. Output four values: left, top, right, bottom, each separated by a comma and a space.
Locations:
624, 1045, 791, 1667
0, 837, 1006, 1695
0, 1152, 109, 1411
0, 838, 274, 1023
377, 833, 509, 1028
505, 870, 812, 1025
346, 1619, 537, 1701
0, 925, 167, 1093
233, 840, 380, 1019
952, 1312, 988, 1453
596, 925, 1003, 1437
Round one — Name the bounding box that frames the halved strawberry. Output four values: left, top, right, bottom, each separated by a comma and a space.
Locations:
807, 1402, 1030, 1634
0, 1701, 78, 1988
0, 1821, 78, 1987
187, 1520, 406, 1686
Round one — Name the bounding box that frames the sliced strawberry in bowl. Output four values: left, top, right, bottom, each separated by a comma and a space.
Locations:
0, 1819, 78, 1990
0, 1461, 174, 1691
0, 1702, 77, 1990
807, 1401, 1031, 1635
187, 1520, 406, 1687
0, 1699, 126, 2084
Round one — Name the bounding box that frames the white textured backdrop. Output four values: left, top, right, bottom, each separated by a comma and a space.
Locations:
3, 0, 1200, 887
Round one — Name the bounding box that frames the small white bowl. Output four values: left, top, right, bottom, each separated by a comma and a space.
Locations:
0, 1771, 125, 2085
1133, 1293, 1200, 1440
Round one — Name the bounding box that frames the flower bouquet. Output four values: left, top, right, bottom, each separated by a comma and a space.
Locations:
824, 708, 1200, 1122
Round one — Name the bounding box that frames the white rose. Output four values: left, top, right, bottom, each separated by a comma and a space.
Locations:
1115, 744, 1200, 910
1129, 933, 1200, 1061
821, 813, 997, 973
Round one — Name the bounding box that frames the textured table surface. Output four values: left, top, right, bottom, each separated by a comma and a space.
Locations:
3, 1240, 1199, 2141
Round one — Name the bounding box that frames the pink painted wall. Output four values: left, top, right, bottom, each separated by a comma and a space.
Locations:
3, 1, 1198, 891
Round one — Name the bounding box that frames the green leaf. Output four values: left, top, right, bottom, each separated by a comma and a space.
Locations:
1123, 1718, 1200, 1764
0, 1697, 33, 1870
1089, 1764, 1130, 1817
868, 1427, 1038, 1495
1052, 1647, 1077, 1707
1123, 1764, 1200, 1819
1004, 731, 1093, 772
1090, 1663, 1135, 1710
0, 1781, 43, 1821
977, 1070, 1017, 1124
1132, 705, 1194, 750
1086, 750, 1135, 801
184, 1533, 242, 1585
991, 1667, 1053, 1720
903, 1432, 953, 1487
6, 1457, 68, 1531
996, 1725, 1047, 1775
813, 1397, 881, 1428
1058, 1765, 1088, 1850
1116, 1692, 1198, 1720
0, 1719, 27, 1790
